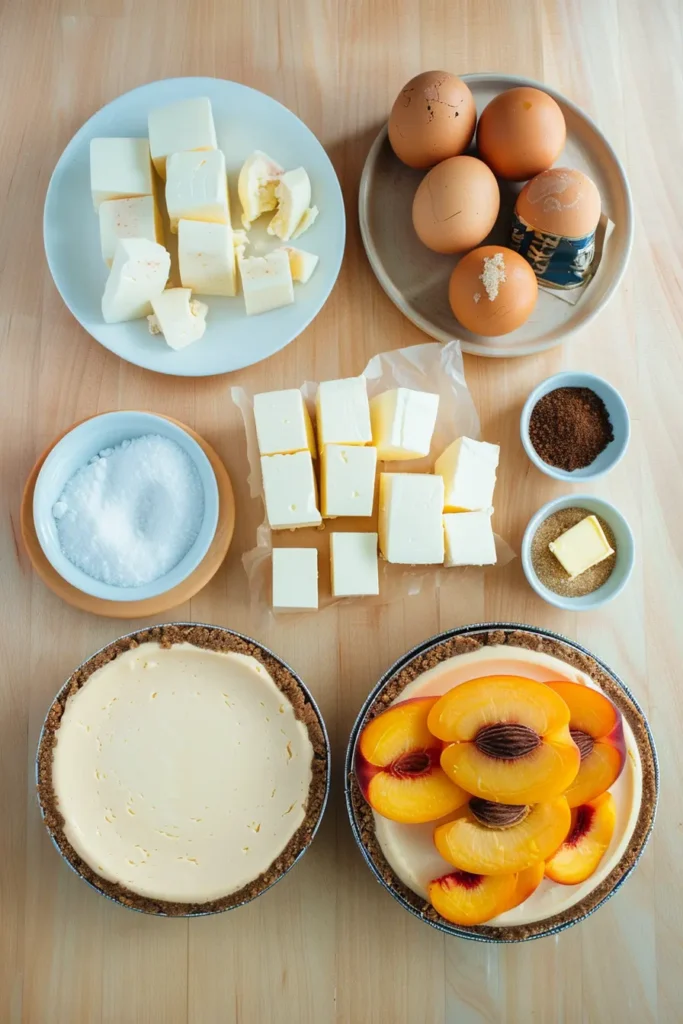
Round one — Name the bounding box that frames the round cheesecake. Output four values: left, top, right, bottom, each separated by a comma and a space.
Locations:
38, 625, 329, 915
347, 626, 658, 942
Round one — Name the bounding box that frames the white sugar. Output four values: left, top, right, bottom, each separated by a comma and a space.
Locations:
53, 434, 205, 588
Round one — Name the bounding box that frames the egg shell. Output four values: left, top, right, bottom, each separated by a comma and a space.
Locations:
477, 87, 566, 182
412, 156, 500, 255
515, 167, 601, 238
388, 71, 477, 169
448, 245, 538, 336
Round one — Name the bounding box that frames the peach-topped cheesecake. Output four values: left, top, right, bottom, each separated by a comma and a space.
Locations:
347, 626, 657, 941
37, 625, 329, 915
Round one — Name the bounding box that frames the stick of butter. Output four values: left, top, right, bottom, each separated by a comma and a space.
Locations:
549, 514, 614, 579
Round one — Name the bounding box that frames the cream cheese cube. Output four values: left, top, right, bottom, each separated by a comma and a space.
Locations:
315, 377, 372, 452
549, 515, 614, 578
238, 151, 283, 229
147, 288, 207, 351
321, 445, 377, 517
253, 390, 316, 457
278, 246, 319, 284
90, 138, 153, 211
178, 220, 236, 296
443, 510, 497, 567
291, 205, 319, 239
272, 548, 318, 611
101, 238, 170, 324
165, 150, 229, 233
260, 452, 322, 530
267, 168, 314, 242
378, 473, 445, 564
239, 251, 294, 316
98, 195, 162, 266
330, 533, 379, 597
370, 388, 440, 461
435, 437, 500, 512
147, 97, 217, 179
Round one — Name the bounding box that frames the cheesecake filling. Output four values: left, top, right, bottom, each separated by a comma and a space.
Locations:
371, 645, 642, 928
52, 642, 314, 903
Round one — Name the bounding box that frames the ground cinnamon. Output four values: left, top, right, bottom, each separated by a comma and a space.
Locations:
529, 387, 614, 471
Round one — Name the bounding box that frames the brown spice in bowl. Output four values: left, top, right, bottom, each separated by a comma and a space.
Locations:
531, 507, 616, 597
529, 387, 614, 471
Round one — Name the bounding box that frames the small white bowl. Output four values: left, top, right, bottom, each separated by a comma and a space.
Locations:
33, 412, 219, 602
520, 371, 630, 481
521, 495, 635, 611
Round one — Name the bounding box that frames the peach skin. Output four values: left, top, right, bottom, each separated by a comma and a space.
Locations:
546, 682, 626, 808
545, 792, 616, 885
428, 870, 517, 926
434, 797, 571, 875
356, 698, 469, 824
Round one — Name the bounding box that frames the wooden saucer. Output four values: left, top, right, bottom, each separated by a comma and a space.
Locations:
20, 415, 235, 618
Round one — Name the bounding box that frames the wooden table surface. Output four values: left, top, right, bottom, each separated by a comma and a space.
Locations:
1, 0, 681, 1021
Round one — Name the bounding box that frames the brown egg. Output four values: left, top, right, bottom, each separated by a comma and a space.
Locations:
412, 156, 500, 254
515, 167, 601, 238
477, 87, 566, 181
388, 71, 477, 169
448, 245, 538, 336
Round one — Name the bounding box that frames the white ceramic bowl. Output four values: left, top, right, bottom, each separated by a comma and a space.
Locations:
520, 371, 630, 481
33, 412, 219, 601
521, 494, 635, 610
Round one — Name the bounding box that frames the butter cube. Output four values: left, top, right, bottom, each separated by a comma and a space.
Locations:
315, 377, 372, 452
330, 533, 379, 597
549, 515, 614, 579
90, 138, 154, 210
148, 97, 217, 179
98, 196, 162, 266
321, 445, 377, 517
378, 473, 445, 564
435, 437, 500, 512
370, 388, 440, 461
178, 220, 236, 296
443, 511, 497, 567
272, 548, 318, 611
165, 150, 229, 232
260, 452, 322, 530
267, 167, 313, 241
253, 390, 316, 457
279, 246, 319, 284
101, 238, 170, 324
147, 288, 207, 351
239, 251, 294, 316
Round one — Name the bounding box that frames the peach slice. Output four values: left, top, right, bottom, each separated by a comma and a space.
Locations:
497, 861, 545, 914
428, 675, 571, 741
546, 682, 626, 808
428, 870, 517, 926
545, 792, 616, 885
434, 797, 571, 875
356, 698, 469, 824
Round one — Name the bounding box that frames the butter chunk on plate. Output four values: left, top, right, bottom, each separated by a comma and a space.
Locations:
379, 473, 445, 564
370, 388, 439, 461
90, 137, 154, 210
178, 220, 237, 297
98, 196, 163, 266
549, 514, 614, 578
272, 548, 318, 611
239, 251, 294, 316
260, 452, 322, 530
148, 289, 208, 351
253, 389, 316, 457
102, 238, 170, 324
165, 150, 229, 233
147, 96, 217, 180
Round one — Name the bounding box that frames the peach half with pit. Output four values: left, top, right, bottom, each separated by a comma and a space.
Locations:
546, 681, 626, 808
545, 792, 616, 885
428, 676, 581, 805
356, 697, 469, 824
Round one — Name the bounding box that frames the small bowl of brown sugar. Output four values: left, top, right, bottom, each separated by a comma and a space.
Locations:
521, 371, 630, 481
521, 494, 635, 610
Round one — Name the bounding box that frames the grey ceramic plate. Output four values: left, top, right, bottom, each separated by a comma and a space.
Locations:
359, 73, 634, 358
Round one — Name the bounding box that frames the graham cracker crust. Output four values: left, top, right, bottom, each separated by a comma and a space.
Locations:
37, 624, 329, 917
348, 628, 658, 942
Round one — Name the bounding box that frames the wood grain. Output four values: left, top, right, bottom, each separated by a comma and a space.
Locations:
1, 0, 681, 1021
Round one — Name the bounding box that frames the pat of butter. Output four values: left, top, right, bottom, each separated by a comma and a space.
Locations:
443, 510, 497, 567
260, 452, 322, 530
321, 445, 377, 517
378, 473, 445, 564
272, 548, 318, 611
267, 168, 314, 242
178, 220, 236, 297
101, 238, 170, 324
549, 515, 614, 579
147, 97, 217, 180
90, 138, 154, 211
147, 288, 207, 351
253, 390, 316, 457
165, 150, 229, 233
330, 532, 379, 597
315, 377, 372, 452
98, 196, 163, 266
239, 251, 294, 316
370, 388, 440, 461
435, 436, 500, 511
